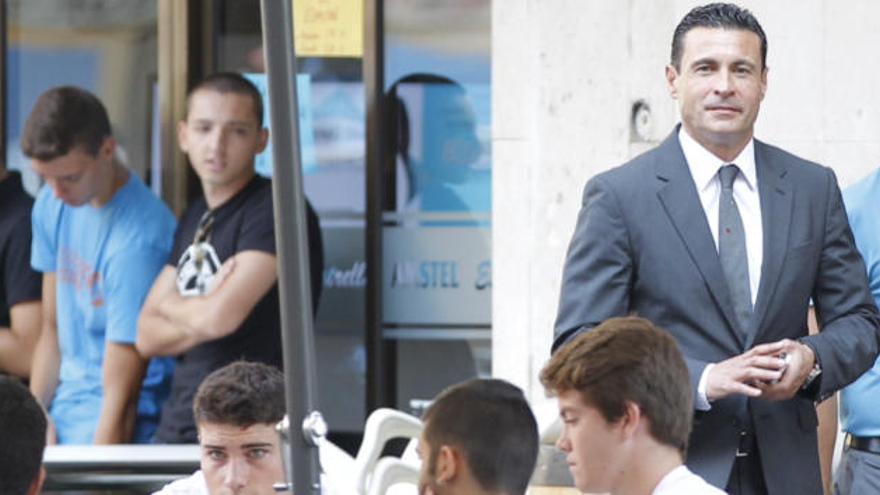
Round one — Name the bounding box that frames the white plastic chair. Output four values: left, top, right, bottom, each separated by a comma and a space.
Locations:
367, 457, 420, 495
352, 408, 422, 495
317, 407, 421, 494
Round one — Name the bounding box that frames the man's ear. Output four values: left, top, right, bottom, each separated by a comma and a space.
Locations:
665, 65, 679, 99
256, 127, 269, 154
27, 466, 46, 495
434, 445, 460, 484
759, 66, 769, 101
619, 401, 643, 439
177, 120, 190, 152
98, 136, 117, 162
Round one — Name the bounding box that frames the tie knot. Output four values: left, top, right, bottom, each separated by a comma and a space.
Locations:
719, 164, 739, 190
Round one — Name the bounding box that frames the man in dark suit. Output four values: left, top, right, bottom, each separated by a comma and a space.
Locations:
553, 4, 880, 495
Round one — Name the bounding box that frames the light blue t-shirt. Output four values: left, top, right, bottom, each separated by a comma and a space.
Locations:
841, 168, 880, 437
31, 172, 176, 444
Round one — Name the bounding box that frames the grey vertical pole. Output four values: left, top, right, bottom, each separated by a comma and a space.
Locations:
0, 0, 8, 162
363, 0, 390, 411
259, 1, 322, 493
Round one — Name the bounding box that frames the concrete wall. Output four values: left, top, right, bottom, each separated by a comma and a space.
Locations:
492, 0, 880, 412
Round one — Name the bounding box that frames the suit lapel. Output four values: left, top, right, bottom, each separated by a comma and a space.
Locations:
654, 131, 745, 347
746, 140, 793, 348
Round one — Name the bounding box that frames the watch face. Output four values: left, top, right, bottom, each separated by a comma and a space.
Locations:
802, 363, 822, 390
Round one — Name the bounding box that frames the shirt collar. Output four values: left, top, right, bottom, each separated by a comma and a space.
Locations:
678, 126, 757, 193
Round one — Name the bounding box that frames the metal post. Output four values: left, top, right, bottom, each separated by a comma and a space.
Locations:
259, 1, 322, 493
0, 0, 8, 162
364, 0, 391, 413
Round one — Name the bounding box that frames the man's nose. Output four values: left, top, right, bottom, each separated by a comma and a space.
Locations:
47, 180, 65, 199
713, 69, 735, 95
555, 432, 571, 452
208, 128, 228, 152
223, 459, 249, 491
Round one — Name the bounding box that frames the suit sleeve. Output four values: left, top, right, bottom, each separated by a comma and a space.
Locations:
802, 167, 880, 400
553, 175, 634, 352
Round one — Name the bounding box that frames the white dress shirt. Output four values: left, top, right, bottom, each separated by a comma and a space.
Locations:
678, 127, 764, 410
679, 127, 763, 299
152, 470, 340, 495
151, 470, 205, 495
652, 465, 727, 495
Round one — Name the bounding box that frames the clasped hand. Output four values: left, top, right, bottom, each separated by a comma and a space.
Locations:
706, 339, 815, 402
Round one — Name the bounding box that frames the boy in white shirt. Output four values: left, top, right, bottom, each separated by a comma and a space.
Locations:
542, 316, 725, 495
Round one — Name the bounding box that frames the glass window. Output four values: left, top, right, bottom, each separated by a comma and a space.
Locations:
383, 0, 492, 414
5, 0, 158, 194
212, 0, 492, 437
215, 0, 369, 445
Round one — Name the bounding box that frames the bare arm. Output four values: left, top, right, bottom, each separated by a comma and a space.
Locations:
1, 207, 42, 378
0, 300, 41, 377
93, 341, 147, 444
137, 250, 277, 357
817, 394, 838, 495
809, 306, 837, 495
29, 273, 60, 444
29, 273, 60, 409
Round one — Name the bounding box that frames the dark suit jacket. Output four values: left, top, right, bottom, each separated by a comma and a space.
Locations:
553, 128, 880, 493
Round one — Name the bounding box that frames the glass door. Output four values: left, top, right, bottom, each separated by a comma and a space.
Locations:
381, 0, 492, 415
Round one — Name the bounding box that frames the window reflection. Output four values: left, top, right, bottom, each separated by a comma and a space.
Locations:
382, 0, 492, 416
6, 0, 158, 194
388, 75, 485, 215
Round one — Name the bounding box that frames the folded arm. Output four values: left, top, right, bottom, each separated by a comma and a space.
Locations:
137, 250, 278, 357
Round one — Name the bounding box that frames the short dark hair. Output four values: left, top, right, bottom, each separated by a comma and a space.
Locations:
20, 86, 112, 161
385, 73, 469, 204
193, 361, 285, 428
386, 73, 463, 161
541, 316, 693, 454
671, 3, 767, 71
0, 376, 47, 495
186, 72, 264, 125
422, 378, 538, 495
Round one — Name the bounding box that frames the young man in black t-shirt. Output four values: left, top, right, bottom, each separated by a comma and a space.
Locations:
0, 165, 41, 378
137, 73, 322, 443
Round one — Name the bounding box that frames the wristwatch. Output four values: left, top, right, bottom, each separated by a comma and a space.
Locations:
800, 343, 822, 391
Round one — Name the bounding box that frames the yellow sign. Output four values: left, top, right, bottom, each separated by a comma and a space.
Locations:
293, 0, 363, 58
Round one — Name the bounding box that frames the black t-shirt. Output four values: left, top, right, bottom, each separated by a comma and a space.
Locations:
0, 171, 41, 329
155, 176, 323, 443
